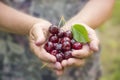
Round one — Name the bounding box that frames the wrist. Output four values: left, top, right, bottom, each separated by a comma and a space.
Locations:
62, 21, 90, 31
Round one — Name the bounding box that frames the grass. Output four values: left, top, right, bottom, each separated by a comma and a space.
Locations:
99, 0, 120, 80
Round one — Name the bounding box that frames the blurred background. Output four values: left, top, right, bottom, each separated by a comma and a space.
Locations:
99, 0, 120, 80
0, 0, 120, 80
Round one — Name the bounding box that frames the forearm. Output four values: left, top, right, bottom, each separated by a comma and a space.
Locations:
66, 0, 115, 29
0, 2, 46, 35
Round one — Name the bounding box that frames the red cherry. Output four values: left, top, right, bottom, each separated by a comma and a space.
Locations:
64, 30, 73, 39
54, 43, 62, 51
72, 42, 83, 50
44, 27, 84, 61
56, 54, 63, 62
64, 51, 72, 59
49, 25, 59, 34
62, 41, 71, 51
59, 52, 65, 59
49, 35, 59, 43
60, 37, 71, 44
50, 50, 58, 56
71, 39, 76, 45
44, 42, 54, 52
58, 30, 64, 38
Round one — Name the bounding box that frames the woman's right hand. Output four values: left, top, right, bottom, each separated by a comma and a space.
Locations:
28, 20, 63, 72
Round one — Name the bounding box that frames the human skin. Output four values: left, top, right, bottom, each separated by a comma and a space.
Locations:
0, 2, 62, 70
0, 0, 115, 75
54, 0, 115, 75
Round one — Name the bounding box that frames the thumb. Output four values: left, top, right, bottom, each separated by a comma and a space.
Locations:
35, 28, 45, 46
89, 31, 99, 51
32, 23, 46, 46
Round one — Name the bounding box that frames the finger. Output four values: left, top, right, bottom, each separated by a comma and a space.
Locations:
72, 44, 92, 58
55, 70, 64, 76
40, 46, 56, 62
67, 58, 85, 67
61, 60, 68, 68
31, 44, 56, 63
44, 62, 62, 70
88, 30, 99, 51
76, 23, 99, 51
32, 23, 46, 46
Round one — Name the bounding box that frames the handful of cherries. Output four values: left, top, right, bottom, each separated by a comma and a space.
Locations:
44, 25, 83, 62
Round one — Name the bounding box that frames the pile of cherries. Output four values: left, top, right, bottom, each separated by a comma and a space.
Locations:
44, 25, 83, 62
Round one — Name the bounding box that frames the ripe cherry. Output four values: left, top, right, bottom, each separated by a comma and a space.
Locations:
49, 25, 59, 34
62, 41, 71, 51
60, 37, 71, 44
64, 30, 73, 39
58, 30, 64, 38
72, 42, 83, 50
56, 54, 63, 62
50, 50, 58, 56
44, 25, 86, 62
49, 35, 59, 43
54, 43, 62, 51
64, 51, 72, 59
59, 52, 65, 59
44, 42, 54, 52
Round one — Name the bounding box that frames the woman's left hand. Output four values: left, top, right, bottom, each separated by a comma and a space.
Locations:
60, 22, 99, 68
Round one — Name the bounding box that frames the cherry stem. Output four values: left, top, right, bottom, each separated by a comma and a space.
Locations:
40, 63, 48, 69
41, 16, 66, 69
58, 16, 66, 28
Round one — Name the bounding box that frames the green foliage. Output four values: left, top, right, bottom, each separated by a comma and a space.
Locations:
111, 0, 120, 25
100, 1, 120, 80
72, 24, 90, 43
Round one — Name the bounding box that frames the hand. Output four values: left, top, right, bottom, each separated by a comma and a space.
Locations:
60, 22, 99, 68
28, 20, 63, 72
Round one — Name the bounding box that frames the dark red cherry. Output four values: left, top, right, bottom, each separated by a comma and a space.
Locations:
59, 52, 65, 59
62, 41, 71, 51
49, 35, 59, 43
64, 51, 72, 59
71, 39, 76, 44
44, 42, 54, 52
60, 37, 71, 44
56, 54, 63, 62
50, 50, 58, 56
58, 30, 64, 38
54, 43, 62, 51
72, 42, 83, 50
49, 25, 59, 34
64, 30, 73, 39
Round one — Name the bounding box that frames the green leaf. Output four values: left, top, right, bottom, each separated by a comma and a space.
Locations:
72, 24, 90, 43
